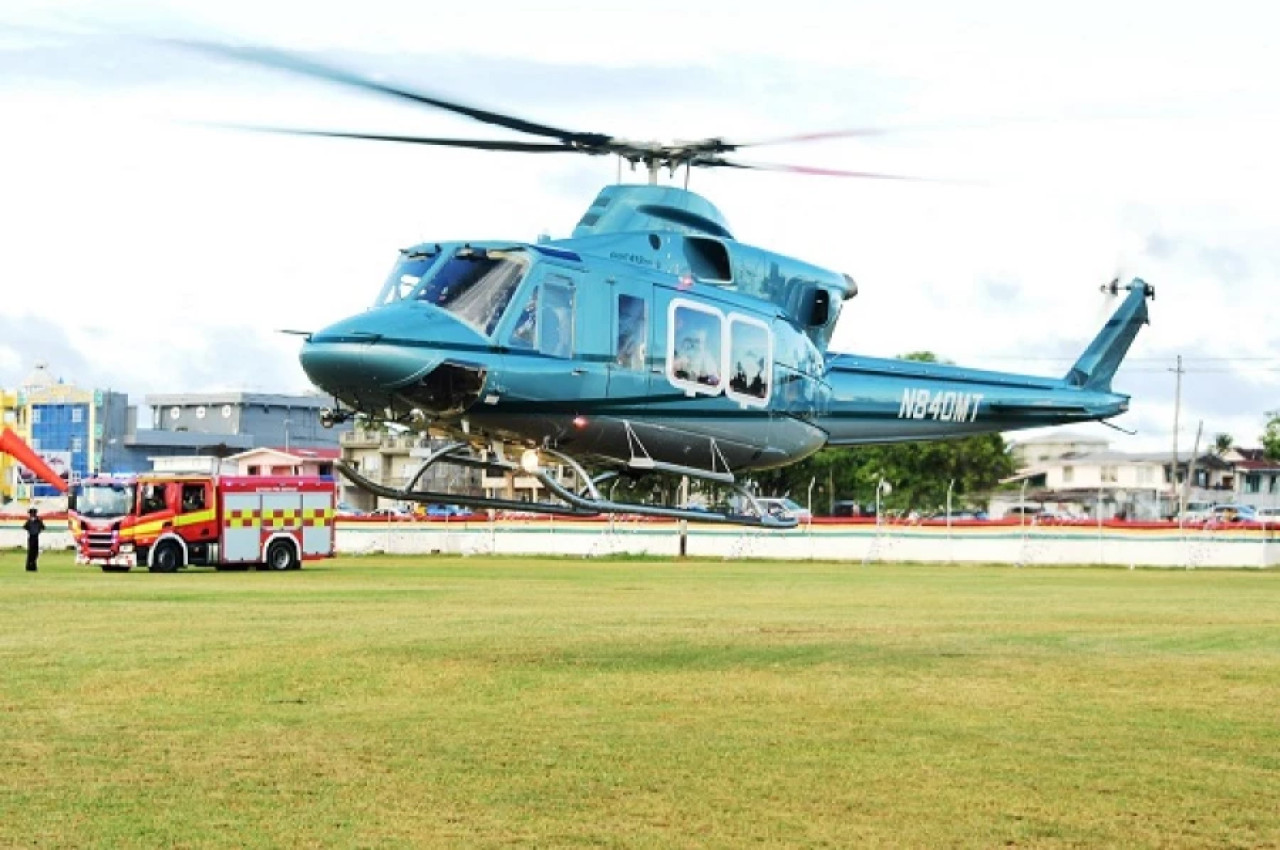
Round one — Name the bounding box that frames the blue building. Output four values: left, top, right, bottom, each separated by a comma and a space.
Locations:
10, 363, 129, 499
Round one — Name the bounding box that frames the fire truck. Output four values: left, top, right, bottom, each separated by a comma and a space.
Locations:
68, 474, 336, 572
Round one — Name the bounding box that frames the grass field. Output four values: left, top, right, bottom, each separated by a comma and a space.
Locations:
2, 551, 1278, 848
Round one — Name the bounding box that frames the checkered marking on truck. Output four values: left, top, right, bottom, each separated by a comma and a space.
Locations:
225, 507, 332, 529
222, 490, 335, 563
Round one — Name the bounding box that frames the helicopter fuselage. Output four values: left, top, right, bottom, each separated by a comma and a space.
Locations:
299, 185, 1144, 485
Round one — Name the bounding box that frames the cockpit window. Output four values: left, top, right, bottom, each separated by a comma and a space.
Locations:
414, 249, 528, 336
374, 248, 441, 307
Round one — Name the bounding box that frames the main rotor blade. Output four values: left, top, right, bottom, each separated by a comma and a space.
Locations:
734, 128, 892, 147
171, 39, 613, 149
733, 118, 1023, 149
244, 126, 582, 152
710, 158, 937, 181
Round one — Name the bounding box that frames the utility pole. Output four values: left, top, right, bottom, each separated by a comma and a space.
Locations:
1170, 355, 1184, 513
1182, 420, 1203, 520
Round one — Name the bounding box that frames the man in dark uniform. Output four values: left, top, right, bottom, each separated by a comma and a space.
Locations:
23, 507, 45, 572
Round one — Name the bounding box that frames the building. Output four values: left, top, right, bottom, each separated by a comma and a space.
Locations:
1219, 448, 1280, 507
1010, 432, 1110, 468
0, 388, 20, 504
1002, 430, 1257, 520
339, 427, 500, 511
117, 392, 349, 472
6, 363, 130, 500
224, 446, 339, 477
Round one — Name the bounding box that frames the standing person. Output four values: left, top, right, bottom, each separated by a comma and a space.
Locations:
23, 507, 45, 572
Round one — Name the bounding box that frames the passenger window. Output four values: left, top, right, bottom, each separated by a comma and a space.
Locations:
539, 279, 575, 358
727, 316, 772, 404
509, 286, 539, 349
180, 483, 207, 513
616, 294, 647, 370
669, 301, 723, 394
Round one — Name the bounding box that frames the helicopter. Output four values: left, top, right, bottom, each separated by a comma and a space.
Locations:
190, 43, 1153, 528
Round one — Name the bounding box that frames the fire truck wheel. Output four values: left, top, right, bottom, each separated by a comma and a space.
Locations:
149, 541, 183, 573
264, 540, 299, 571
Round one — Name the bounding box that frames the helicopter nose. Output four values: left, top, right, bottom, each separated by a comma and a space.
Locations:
299, 304, 465, 409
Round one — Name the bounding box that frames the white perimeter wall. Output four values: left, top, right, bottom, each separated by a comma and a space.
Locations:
7, 519, 1278, 569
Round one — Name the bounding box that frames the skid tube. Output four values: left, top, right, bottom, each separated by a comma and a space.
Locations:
336, 442, 796, 529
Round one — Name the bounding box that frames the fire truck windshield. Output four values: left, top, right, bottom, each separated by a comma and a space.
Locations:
76, 481, 136, 518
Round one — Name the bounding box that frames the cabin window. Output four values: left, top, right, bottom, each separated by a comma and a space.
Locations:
508, 286, 538, 349
726, 316, 771, 404
180, 483, 207, 512
414, 249, 527, 336
616, 294, 647, 370
539, 279, 574, 358
668, 301, 723, 394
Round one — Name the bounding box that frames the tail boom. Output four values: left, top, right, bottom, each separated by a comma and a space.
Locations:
815, 280, 1151, 446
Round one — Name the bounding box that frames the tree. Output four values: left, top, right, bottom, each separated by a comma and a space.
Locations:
1263, 412, 1280, 462
1213, 432, 1234, 455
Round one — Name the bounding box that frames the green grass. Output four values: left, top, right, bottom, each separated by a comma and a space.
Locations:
2, 551, 1278, 848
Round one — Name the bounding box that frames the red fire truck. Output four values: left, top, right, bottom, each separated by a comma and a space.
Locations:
69, 474, 336, 572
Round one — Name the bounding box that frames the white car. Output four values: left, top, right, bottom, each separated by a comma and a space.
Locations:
754, 497, 813, 522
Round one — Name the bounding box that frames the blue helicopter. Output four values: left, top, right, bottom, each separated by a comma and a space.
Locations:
197, 44, 1153, 528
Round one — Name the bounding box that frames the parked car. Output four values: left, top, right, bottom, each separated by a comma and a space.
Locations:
335, 501, 366, 517
929, 510, 989, 521
830, 500, 869, 517
369, 506, 414, 520
423, 503, 474, 518
1209, 503, 1257, 523
754, 497, 813, 522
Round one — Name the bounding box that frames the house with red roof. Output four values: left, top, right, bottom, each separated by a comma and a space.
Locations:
225, 446, 339, 478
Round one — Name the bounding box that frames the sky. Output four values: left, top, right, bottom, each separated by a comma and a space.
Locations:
2, 0, 1278, 457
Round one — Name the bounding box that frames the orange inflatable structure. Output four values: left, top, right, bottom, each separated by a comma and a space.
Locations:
0, 426, 69, 493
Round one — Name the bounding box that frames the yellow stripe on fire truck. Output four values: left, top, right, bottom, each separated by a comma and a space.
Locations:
121, 508, 217, 539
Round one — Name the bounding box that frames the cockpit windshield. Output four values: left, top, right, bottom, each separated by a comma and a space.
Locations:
413, 248, 528, 336
373, 247, 442, 307
76, 481, 136, 518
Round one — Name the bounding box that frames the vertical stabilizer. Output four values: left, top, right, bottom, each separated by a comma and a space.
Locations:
1062, 279, 1154, 392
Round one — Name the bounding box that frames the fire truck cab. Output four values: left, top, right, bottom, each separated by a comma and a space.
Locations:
69, 474, 336, 572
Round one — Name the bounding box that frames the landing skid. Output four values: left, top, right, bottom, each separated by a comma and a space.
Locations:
336, 441, 796, 529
